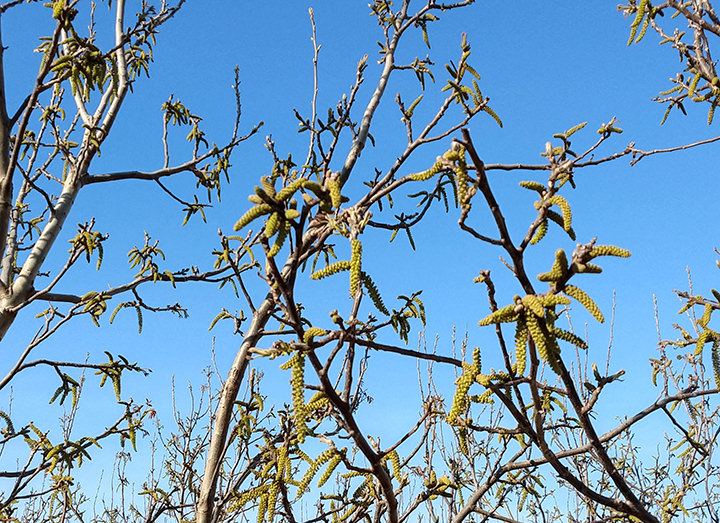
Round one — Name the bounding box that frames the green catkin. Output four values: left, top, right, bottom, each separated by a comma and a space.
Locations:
552, 327, 588, 349
297, 449, 335, 498
256, 491, 268, 523
447, 367, 477, 424
234, 204, 273, 231
454, 147, 469, 208
634, 8, 651, 43
274, 178, 306, 202
318, 454, 342, 487
522, 294, 545, 318
525, 312, 562, 374
361, 271, 389, 315
709, 96, 720, 125
279, 354, 299, 371
588, 245, 631, 258
514, 318, 528, 376
575, 262, 603, 274
409, 158, 444, 181
265, 212, 281, 238
698, 303, 713, 328
537, 249, 569, 282
267, 220, 290, 258
228, 484, 270, 512
469, 390, 494, 403
546, 210, 576, 240
303, 327, 326, 344
695, 329, 716, 356
327, 178, 342, 208
266, 480, 279, 522
531, 219, 548, 245
688, 72, 702, 97
472, 346, 481, 371
548, 195, 572, 232
565, 121, 587, 137
539, 294, 571, 307
350, 239, 362, 296
563, 285, 604, 323
302, 180, 325, 197
289, 354, 307, 443
712, 340, 720, 389
311, 260, 352, 280
305, 394, 329, 414
387, 450, 401, 479
628, 0, 650, 45
478, 304, 518, 326
261, 176, 276, 198
519, 180, 546, 193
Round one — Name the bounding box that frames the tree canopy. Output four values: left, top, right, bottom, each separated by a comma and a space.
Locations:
1, 1, 720, 522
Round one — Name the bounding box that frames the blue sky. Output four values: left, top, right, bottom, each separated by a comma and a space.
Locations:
3, 0, 720, 507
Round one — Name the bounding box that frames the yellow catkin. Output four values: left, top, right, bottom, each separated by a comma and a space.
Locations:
274, 178, 306, 202
303, 327, 327, 344
522, 294, 545, 318
552, 327, 588, 349
296, 449, 335, 498
478, 304, 518, 326
563, 285, 604, 323
546, 209, 576, 240
695, 329, 716, 356
327, 178, 342, 208
453, 147, 469, 208
469, 390, 494, 404
698, 303, 713, 328
234, 204, 273, 231
539, 294, 571, 307
350, 239, 362, 296
525, 312, 561, 374
261, 176, 276, 198
548, 195, 572, 232
361, 272, 389, 315
409, 159, 443, 181
472, 346, 481, 370
537, 249, 568, 282
285, 208, 300, 220
447, 369, 476, 424
628, 0, 650, 45
266, 480, 279, 522
256, 491, 268, 523
711, 340, 720, 389
574, 262, 603, 274
588, 245, 631, 258
519, 180, 545, 193
267, 220, 290, 258
265, 212, 281, 238
514, 318, 528, 376
291, 354, 308, 443
530, 219, 548, 245
387, 450, 401, 479
688, 72, 701, 97
318, 454, 342, 487
310, 260, 352, 280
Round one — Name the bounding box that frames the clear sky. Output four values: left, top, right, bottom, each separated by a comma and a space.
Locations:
3, 0, 720, 512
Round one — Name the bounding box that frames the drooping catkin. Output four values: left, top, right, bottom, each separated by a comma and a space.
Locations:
563, 284, 604, 323
350, 239, 362, 296
311, 260, 352, 280
234, 204, 273, 231
514, 318, 528, 376
290, 353, 308, 443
